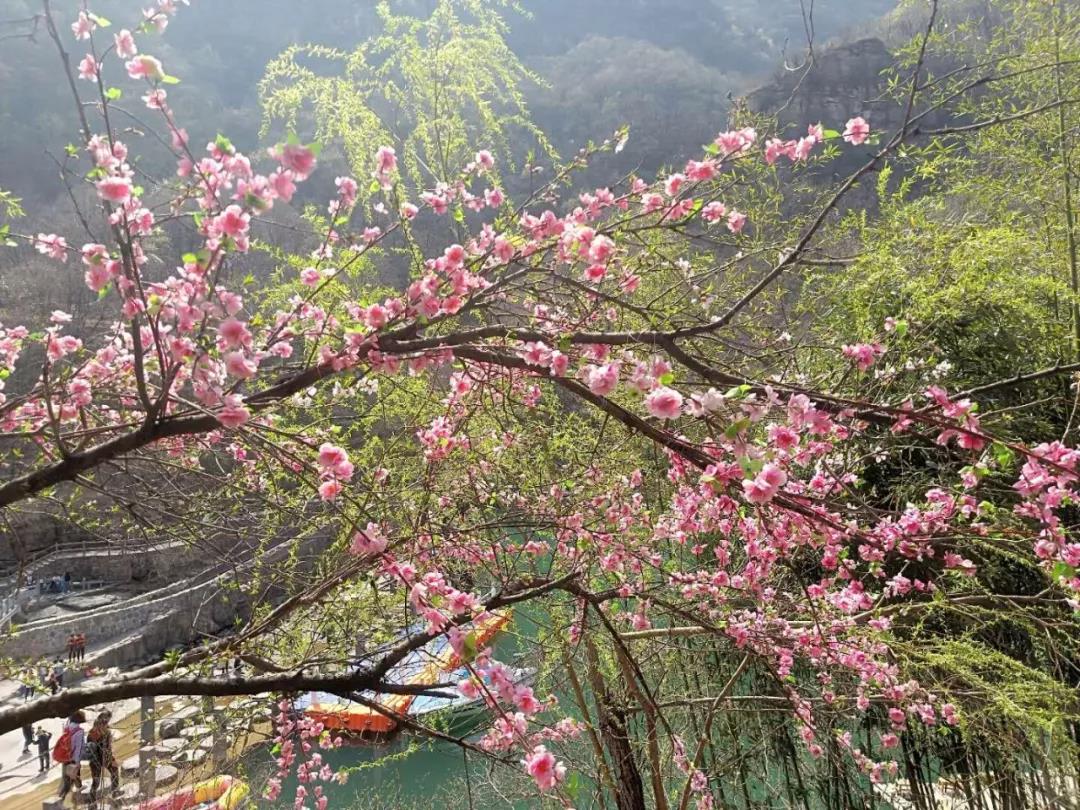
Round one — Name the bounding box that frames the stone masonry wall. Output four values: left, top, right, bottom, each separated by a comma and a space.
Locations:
3, 529, 335, 664
30, 542, 203, 584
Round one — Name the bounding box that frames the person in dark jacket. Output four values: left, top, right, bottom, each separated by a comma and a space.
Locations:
35, 726, 52, 773
87, 710, 119, 807
21, 723, 33, 754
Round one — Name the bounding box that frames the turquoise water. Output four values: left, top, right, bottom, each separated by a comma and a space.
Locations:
244, 609, 554, 809
243, 734, 486, 809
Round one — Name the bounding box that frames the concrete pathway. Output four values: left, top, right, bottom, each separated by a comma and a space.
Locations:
0, 674, 141, 804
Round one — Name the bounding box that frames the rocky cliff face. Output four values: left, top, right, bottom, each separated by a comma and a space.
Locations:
746, 24, 958, 143
744, 35, 953, 210
747, 38, 896, 134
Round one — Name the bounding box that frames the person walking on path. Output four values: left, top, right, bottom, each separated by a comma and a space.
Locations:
19, 668, 34, 701
36, 726, 52, 773
55, 710, 86, 807
21, 723, 33, 754
87, 711, 120, 808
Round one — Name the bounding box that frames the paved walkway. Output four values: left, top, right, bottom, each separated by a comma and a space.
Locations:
0, 673, 141, 804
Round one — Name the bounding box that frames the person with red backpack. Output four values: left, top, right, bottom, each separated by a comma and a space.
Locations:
54, 711, 86, 807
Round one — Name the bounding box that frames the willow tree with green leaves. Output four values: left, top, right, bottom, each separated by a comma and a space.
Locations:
259, 0, 555, 209
4, 1, 1080, 809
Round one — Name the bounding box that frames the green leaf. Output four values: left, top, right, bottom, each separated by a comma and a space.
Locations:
737, 455, 763, 477
823, 129, 841, 140
161, 75, 181, 85
1052, 562, 1076, 581
658, 372, 674, 386
89, 14, 112, 27
893, 319, 909, 338
65, 144, 79, 158
214, 133, 234, 154
992, 442, 1015, 468
368, 179, 382, 194
724, 418, 751, 440
460, 631, 479, 663
104, 87, 122, 101
724, 384, 752, 400
308, 141, 323, 157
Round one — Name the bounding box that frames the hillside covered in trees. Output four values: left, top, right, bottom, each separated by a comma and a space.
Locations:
1, 2, 1079, 809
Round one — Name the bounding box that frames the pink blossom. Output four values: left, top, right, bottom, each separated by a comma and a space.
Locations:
217, 396, 250, 429
270, 170, 296, 202
34, 233, 68, 262
213, 205, 250, 239
493, 235, 514, 263
317, 443, 353, 479
549, 351, 569, 377
715, 128, 756, 155
96, 176, 133, 203
71, 12, 96, 40
218, 318, 252, 350
276, 144, 316, 180
841, 342, 885, 372
375, 145, 397, 188
78, 55, 99, 81
645, 386, 684, 420
318, 480, 343, 501
686, 159, 718, 182
365, 304, 388, 329
665, 173, 686, 197
586, 363, 620, 397
702, 202, 727, 223
475, 150, 495, 171
588, 235, 615, 264
843, 117, 871, 146
85, 264, 111, 292
522, 746, 566, 792
742, 463, 788, 505
350, 523, 388, 556
335, 176, 359, 207
114, 29, 138, 58
726, 210, 747, 234
225, 351, 258, 379
126, 55, 164, 81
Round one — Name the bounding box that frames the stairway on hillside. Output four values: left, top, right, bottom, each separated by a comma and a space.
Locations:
4, 528, 336, 673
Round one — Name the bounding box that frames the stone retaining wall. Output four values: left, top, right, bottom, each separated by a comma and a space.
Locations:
31, 542, 204, 584
3, 530, 335, 664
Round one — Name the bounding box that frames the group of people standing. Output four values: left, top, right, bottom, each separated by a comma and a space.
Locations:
17, 658, 68, 700
50, 710, 120, 808
18, 708, 119, 807
66, 632, 87, 662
